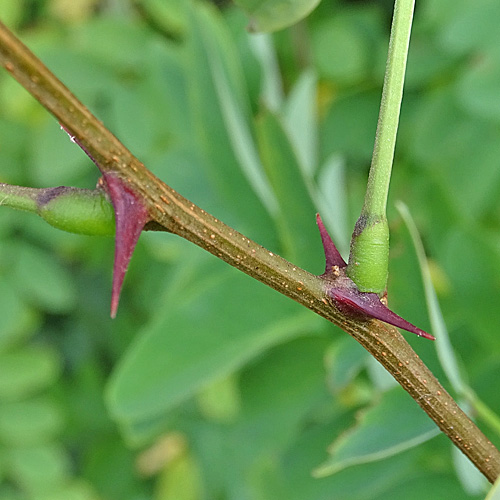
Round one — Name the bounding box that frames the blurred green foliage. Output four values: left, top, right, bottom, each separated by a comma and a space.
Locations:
1, 0, 500, 498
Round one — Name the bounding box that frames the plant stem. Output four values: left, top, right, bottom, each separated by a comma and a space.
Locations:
1, 20, 500, 483
346, 0, 415, 294
365, 0, 414, 216
0, 183, 38, 212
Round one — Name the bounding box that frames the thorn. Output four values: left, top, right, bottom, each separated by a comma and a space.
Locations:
103, 173, 149, 318
59, 124, 150, 317
316, 214, 347, 273
332, 288, 435, 340
317, 214, 434, 340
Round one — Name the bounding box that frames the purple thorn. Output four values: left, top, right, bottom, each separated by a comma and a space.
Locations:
59, 124, 150, 317
103, 173, 149, 318
317, 213, 434, 340
331, 287, 435, 340
316, 214, 347, 273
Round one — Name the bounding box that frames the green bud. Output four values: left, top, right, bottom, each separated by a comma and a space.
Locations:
346, 214, 389, 295
37, 186, 115, 236
0, 183, 115, 236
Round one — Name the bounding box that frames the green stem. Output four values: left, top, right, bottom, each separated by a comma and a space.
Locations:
346, 0, 415, 294
1, 19, 500, 483
364, 0, 414, 216
0, 183, 38, 212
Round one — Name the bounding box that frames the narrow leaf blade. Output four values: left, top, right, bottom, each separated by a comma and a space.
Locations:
314, 388, 439, 477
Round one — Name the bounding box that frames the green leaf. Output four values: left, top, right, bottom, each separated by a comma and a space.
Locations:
0, 281, 38, 352
72, 17, 155, 72
311, 12, 371, 85
284, 427, 420, 500
282, 69, 318, 177
325, 337, 369, 392
439, 0, 500, 56
155, 452, 203, 500
184, 3, 277, 243
234, 0, 321, 33
410, 91, 500, 219
320, 90, 380, 165
196, 373, 241, 423
396, 202, 465, 394
314, 388, 440, 476
32, 119, 91, 186
80, 438, 144, 499
441, 230, 500, 347
0, 398, 64, 446
206, 24, 278, 216
125, 41, 192, 157
0, 346, 61, 401
405, 36, 457, 89
237, 337, 331, 450
255, 110, 322, 269
107, 259, 320, 439
137, 0, 187, 38
315, 155, 350, 256
7, 444, 70, 494
486, 473, 500, 500
184, 337, 331, 500
456, 53, 500, 122
11, 243, 77, 314
0, 0, 24, 27
109, 85, 162, 161
371, 471, 485, 500
0, 118, 30, 186
451, 445, 486, 495
34, 480, 101, 500
247, 32, 283, 111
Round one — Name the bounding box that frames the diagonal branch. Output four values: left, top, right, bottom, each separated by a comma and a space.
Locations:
1, 20, 499, 482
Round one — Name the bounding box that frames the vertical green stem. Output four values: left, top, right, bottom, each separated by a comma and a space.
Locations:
364, 0, 415, 216
346, 0, 415, 294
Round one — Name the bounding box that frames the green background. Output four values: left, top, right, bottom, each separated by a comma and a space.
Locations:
1, 0, 500, 498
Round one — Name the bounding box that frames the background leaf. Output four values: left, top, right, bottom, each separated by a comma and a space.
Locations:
0, 346, 61, 400
255, 110, 321, 268
314, 388, 440, 477
233, 0, 321, 33
107, 256, 321, 442
485, 473, 500, 500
